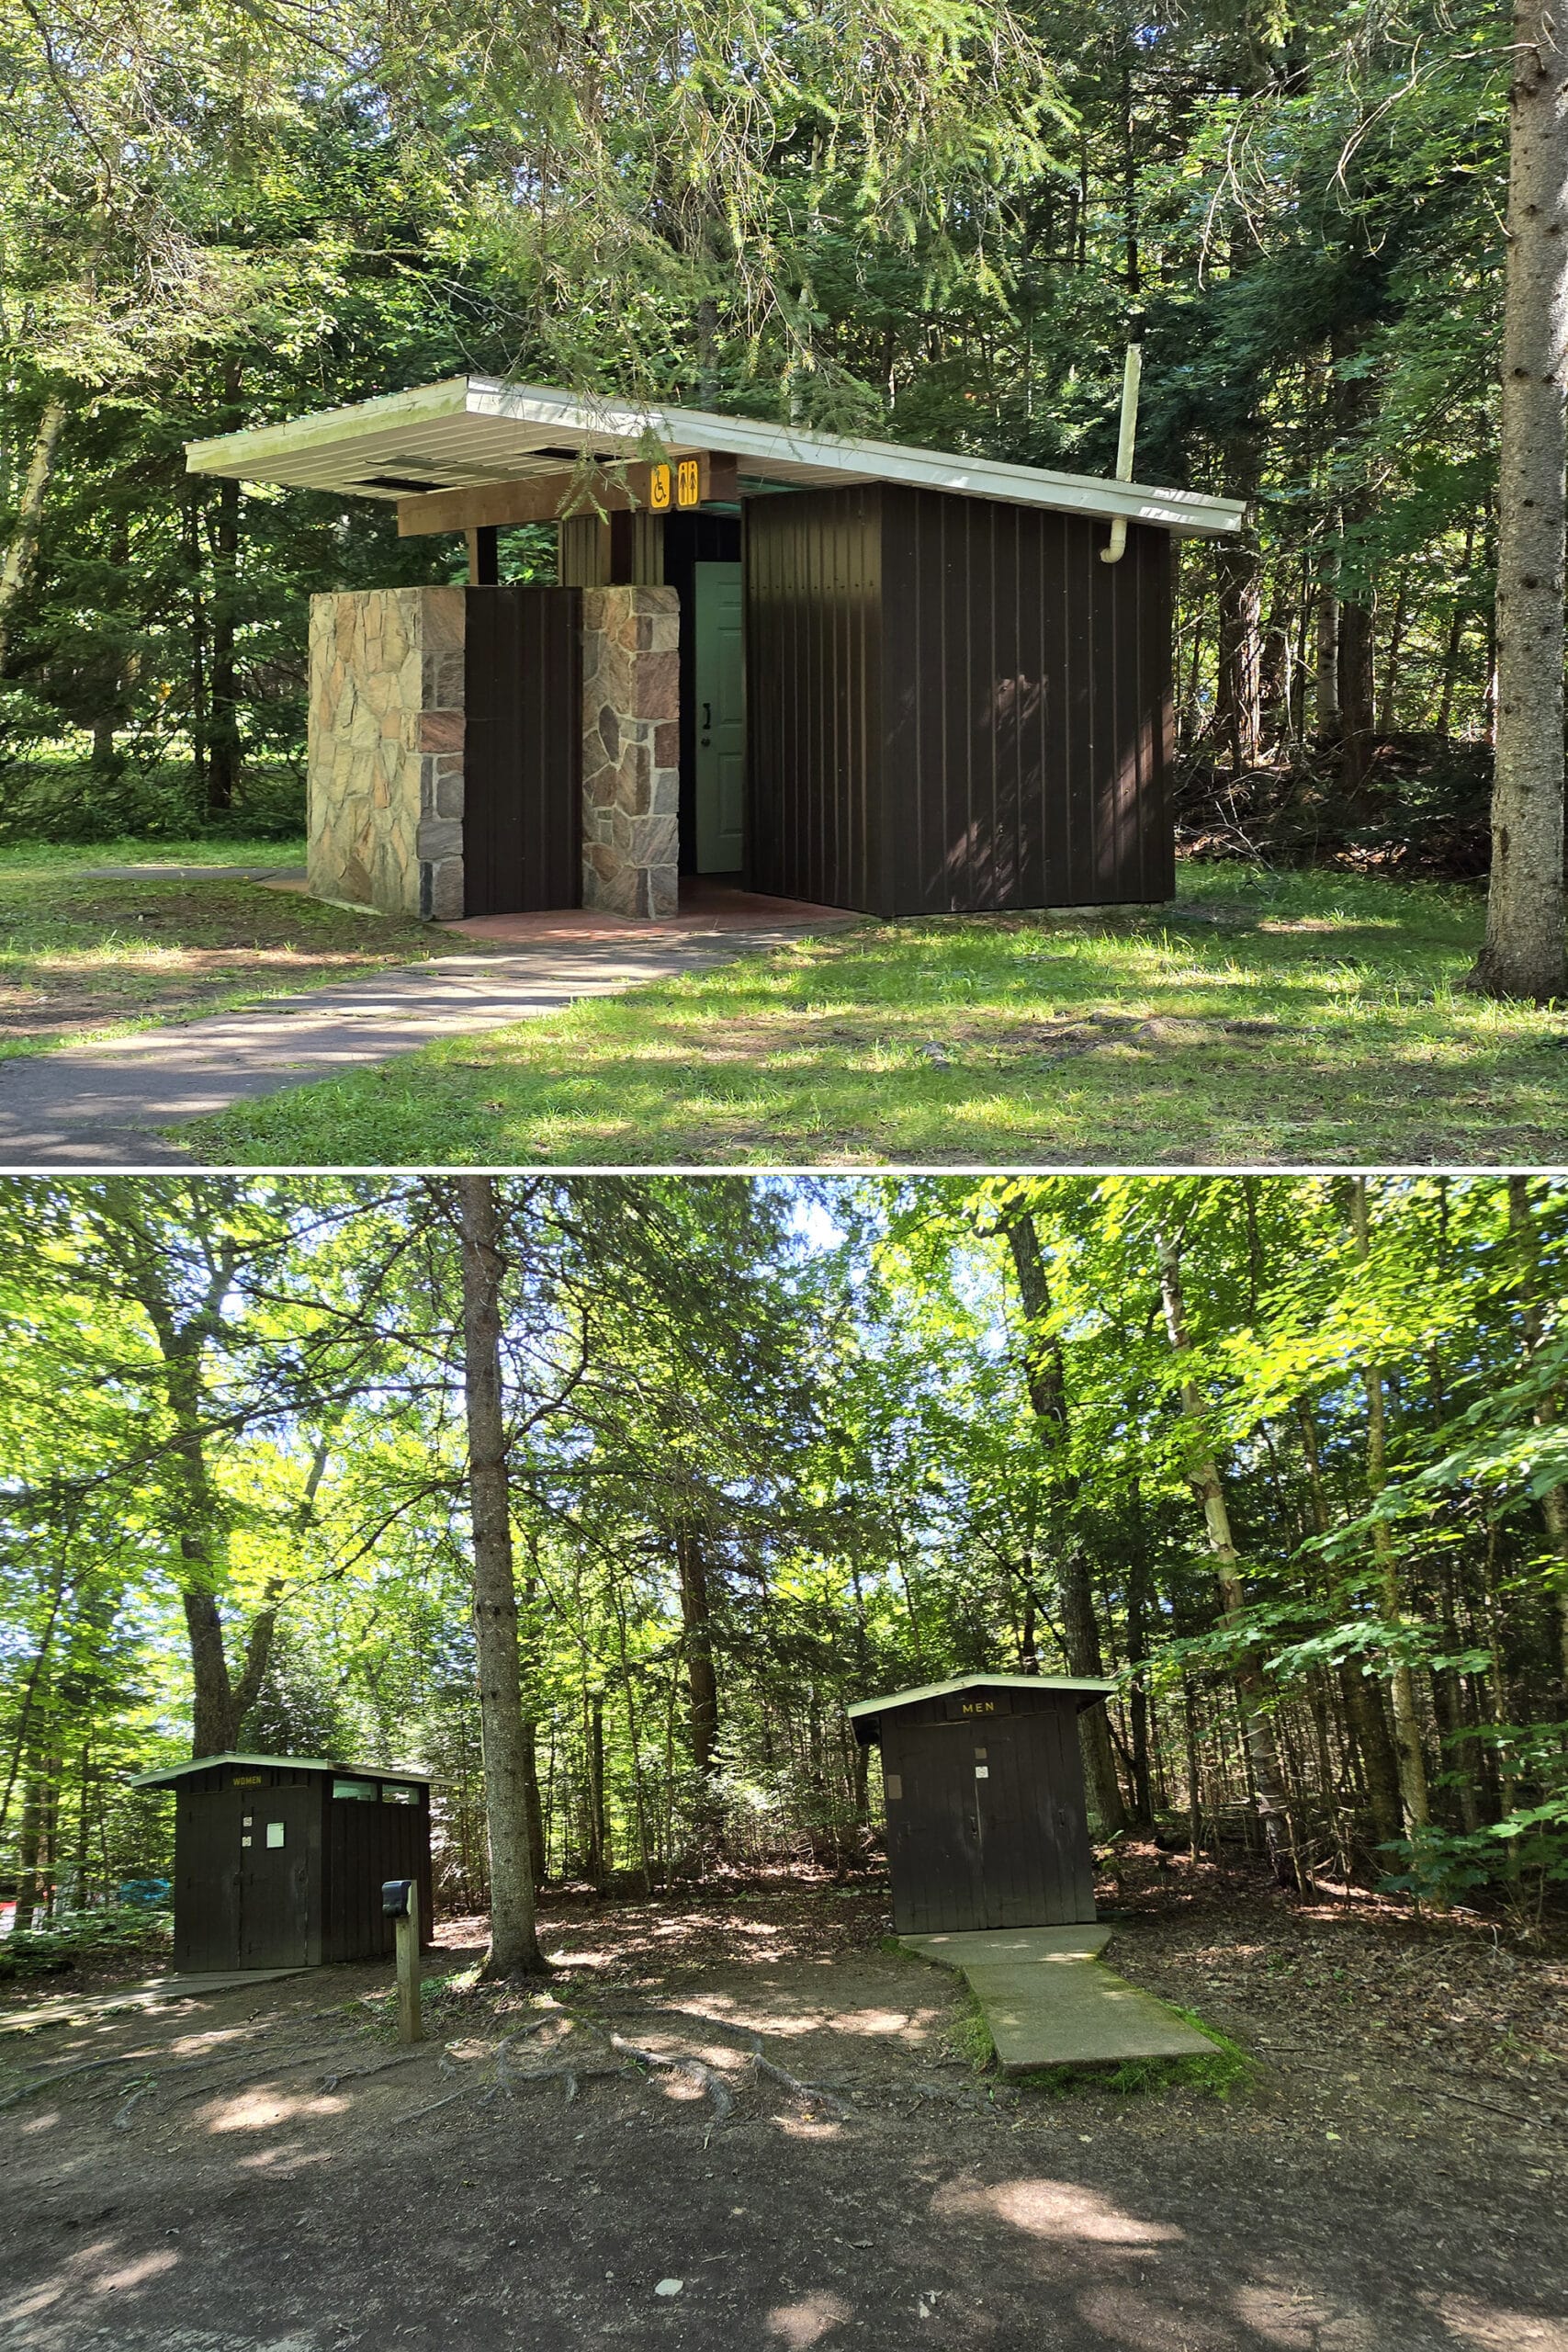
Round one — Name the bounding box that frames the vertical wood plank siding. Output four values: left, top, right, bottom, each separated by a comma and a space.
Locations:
462, 586, 582, 916
168, 1765, 433, 1971
746, 484, 1172, 916
875, 1689, 1099, 1933
320, 1787, 434, 1962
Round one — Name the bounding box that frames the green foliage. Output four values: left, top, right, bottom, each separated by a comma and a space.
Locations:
0, 1905, 173, 1981
1010, 2012, 1255, 2101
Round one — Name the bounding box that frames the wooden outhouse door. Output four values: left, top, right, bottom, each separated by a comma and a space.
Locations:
886, 1701, 1095, 1933
462, 586, 582, 915
235, 1783, 314, 1968
885, 1723, 983, 1932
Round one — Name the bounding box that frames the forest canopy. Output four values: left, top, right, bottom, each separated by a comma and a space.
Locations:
0, 0, 1517, 868
2, 1171, 1564, 1953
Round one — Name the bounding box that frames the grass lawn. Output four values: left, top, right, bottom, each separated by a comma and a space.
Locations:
188, 865, 1568, 1167
0, 834, 306, 870
0, 862, 473, 1057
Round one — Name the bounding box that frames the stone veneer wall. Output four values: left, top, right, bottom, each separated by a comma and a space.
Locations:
307, 587, 467, 921
580, 585, 680, 919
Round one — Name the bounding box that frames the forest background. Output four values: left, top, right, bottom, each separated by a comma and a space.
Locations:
1, 1171, 1564, 1979
0, 0, 1519, 876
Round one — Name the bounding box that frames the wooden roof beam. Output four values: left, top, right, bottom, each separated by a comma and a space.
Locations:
397, 452, 738, 537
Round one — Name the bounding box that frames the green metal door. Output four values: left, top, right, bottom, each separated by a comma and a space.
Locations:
694, 561, 744, 872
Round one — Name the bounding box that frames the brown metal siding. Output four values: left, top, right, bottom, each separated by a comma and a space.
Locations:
743, 485, 881, 910
462, 585, 582, 915
745, 483, 1172, 916
880, 488, 1172, 915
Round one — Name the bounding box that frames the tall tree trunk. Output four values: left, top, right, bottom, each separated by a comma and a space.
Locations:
674, 1525, 720, 1781
1215, 432, 1264, 770
1001, 1215, 1129, 1834
206, 469, 242, 815
1296, 1396, 1404, 1848
1508, 1175, 1568, 1681
456, 1175, 545, 1978
1125, 1481, 1154, 1824
1350, 1182, 1431, 1834
1434, 514, 1479, 735
1314, 528, 1341, 739
1377, 582, 1411, 734
15, 1765, 45, 1930
0, 397, 68, 676
585, 1690, 607, 1888
1470, 0, 1568, 1002
1156, 1230, 1295, 1883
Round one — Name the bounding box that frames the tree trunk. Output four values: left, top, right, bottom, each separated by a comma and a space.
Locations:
1156, 1230, 1295, 1883
585, 1690, 607, 1888
1377, 582, 1411, 735
1001, 1215, 1129, 1835
206, 469, 242, 815
1470, 0, 1568, 1003
0, 397, 68, 677
674, 1525, 720, 1781
1296, 1395, 1404, 1849
1314, 532, 1341, 738
1125, 1482, 1154, 1824
1215, 431, 1264, 770
1350, 1181, 1431, 1834
1508, 1175, 1568, 1682
456, 1175, 546, 1978
1434, 514, 1479, 735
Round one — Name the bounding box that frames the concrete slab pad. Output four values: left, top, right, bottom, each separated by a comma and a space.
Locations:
902, 1927, 1112, 1965
900, 1927, 1215, 2074
0, 1966, 310, 2035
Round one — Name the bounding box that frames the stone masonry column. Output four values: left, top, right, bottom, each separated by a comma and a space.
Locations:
580, 585, 680, 919
308, 585, 466, 920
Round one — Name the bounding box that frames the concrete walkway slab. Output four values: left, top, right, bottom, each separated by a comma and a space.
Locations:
901, 1925, 1215, 2074
0, 1967, 310, 2036
0, 925, 829, 1166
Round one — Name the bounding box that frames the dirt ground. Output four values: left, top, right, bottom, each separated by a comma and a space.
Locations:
2, 1859, 1564, 2352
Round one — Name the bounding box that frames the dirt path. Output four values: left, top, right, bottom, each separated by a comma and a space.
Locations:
2, 1877, 1562, 2352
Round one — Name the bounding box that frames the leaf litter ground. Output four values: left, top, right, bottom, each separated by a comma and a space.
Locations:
1, 1859, 1563, 2352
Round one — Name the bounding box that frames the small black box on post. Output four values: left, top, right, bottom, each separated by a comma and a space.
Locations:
381, 1878, 412, 1917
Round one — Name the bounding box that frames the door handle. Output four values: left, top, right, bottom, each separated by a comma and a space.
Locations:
701, 702, 712, 729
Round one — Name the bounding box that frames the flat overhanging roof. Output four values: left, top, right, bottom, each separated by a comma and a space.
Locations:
185, 376, 1245, 543
848, 1672, 1114, 1743
130, 1750, 434, 1789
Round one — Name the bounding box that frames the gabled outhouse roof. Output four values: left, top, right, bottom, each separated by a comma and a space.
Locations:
130, 1751, 434, 1789
848, 1672, 1114, 1744
184, 376, 1245, 543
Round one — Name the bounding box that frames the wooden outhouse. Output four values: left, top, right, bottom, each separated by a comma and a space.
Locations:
129, 1752, 434, 1973
183, 380, 1243, 926
848, 1674, 1113, 1936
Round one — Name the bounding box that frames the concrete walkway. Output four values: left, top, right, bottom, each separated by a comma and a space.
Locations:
902, 1925, 1216, 2073
0, 924, 829, 1165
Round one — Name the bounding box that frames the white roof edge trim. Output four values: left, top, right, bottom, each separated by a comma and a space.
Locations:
847, 1672, 1114, 1719
129, 1750, 434, 1787
183, 376, 1245, 541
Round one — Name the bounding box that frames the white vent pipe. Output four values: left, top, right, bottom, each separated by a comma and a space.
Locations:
1100, 339, 1144, 565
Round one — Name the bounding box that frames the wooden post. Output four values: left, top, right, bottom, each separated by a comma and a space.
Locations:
396, 1880, 423, 2043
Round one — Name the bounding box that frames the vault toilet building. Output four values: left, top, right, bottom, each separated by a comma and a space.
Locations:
185, 380, 1243, 924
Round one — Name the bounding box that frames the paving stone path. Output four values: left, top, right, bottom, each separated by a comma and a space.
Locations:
0, 927, 817, 1166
